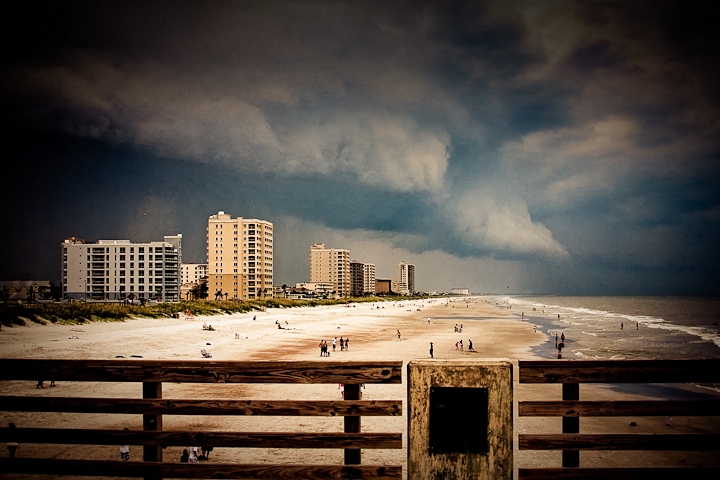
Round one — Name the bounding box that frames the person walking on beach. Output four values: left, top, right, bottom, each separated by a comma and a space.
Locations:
459, 340, 463, 351
534, 325, 537, 333
319, 340, 324, 357
621, 322, 624, 330
555, 334, 558, 348
188, 446, 199, 464
468, 339, 474, 352
7, 423, 17, 458
333, 337, 336, 352
120, 428, 130, 461
397, 330, 401, 341
345, 338, 349, 350
340, 337, 345, 351
429, 342, 434, 358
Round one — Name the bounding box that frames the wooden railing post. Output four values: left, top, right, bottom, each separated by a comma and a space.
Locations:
143, 381, 162, 479
344, 383, 361, 465
562, 382, 579, 467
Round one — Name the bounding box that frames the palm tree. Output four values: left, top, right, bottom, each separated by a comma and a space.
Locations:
215, 290, 224, 301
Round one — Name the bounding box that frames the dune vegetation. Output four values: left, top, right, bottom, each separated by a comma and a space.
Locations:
0, 296, 421, 327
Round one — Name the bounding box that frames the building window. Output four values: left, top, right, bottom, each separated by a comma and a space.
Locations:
120, 248, 126, 253
139, 247, 144, 253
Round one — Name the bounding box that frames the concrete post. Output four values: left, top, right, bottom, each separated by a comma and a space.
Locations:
407, 359, 513, 480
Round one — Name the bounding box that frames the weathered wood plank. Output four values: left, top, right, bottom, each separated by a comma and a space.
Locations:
519, 433, 720, 450
0, 359, 403, 384
0, 458, 402, 478
0, 427, 403, 449
519, 359, 720, 383
0, 396, 403, 416
518, 467, 720, 479
519, 400, 720, 417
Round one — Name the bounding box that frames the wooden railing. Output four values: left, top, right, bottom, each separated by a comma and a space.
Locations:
0, 359, 403, 479
518, 359, 720, 479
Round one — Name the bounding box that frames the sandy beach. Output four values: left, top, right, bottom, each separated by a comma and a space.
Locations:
2, 296, 718, 478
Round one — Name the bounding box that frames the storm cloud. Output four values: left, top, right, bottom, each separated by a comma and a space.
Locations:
3, 0, 719, 294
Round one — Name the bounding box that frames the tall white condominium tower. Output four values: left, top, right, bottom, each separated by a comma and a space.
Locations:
207, 211, 273, 300
397, 261, 416, 294
310, 243, 351, 297
363, 262, 376, 294
62, 234, 182, 302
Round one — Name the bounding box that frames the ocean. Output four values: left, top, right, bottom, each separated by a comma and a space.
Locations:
486, 295, 720, 361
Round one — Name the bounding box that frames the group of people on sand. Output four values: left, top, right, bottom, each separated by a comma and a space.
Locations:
320, 337, 349, 356
202, 323, 216, 331
453, 339, 475, 352
454, 324, 463, 332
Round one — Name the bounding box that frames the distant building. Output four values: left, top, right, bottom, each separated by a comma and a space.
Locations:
181, 263, 208, 285
450, 287, 470, 295
350, 261, 364, 296
0, 280, 53, 303
62, 235, 182, 302
396, 261, 415, 294
310, 243, 350, 297
350, 260, 376, 296
375, 278, 392, 294
363, 263, 376, 295
207, 211, 273, 300
295, 282, 336, 298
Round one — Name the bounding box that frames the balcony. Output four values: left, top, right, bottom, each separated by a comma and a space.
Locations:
92, 255, 105, 262
91, 270, 105, 277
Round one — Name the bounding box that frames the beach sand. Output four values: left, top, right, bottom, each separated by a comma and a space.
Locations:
1, 297, 718, 478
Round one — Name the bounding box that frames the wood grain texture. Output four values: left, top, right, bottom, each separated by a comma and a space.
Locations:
0, 458, 402, 478
519, 359, 720, 383
519, 433, 720, 450
0, 427, 402, 449
518, 468, 720, 479
0, 396, 402, 416
0, 359, 403, 384
519, 400, 720, 417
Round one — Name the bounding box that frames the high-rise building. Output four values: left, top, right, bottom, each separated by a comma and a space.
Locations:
351, 260, 376, 296
310, 243, 350, 297
397, 261, 415, 294
350, 260, 364, 296
407, 263, 415, 294
62, 234, 182, 302
363, 263, 376, 294
207, 211, 273, 300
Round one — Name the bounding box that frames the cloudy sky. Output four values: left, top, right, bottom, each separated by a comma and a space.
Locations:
3, 0, 719, 294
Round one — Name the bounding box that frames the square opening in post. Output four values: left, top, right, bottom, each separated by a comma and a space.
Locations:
429, 386, 489, 454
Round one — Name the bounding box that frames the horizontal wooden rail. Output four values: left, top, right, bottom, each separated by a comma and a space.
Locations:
0, 427, 402, 449
0, 359, 403, 384
519, 433, 720, 450
518, 467, 720, 480
519, 400, 720, 417
519, 359, 720, 384
0, 458, 402, 478
0, 396, 402, 416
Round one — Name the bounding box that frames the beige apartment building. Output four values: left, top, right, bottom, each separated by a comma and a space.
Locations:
310, 243, 350, 297
207, 211, 273, 300
397, 261, 416, 294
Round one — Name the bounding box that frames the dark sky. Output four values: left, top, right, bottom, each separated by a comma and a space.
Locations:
2, 0, 719, 294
